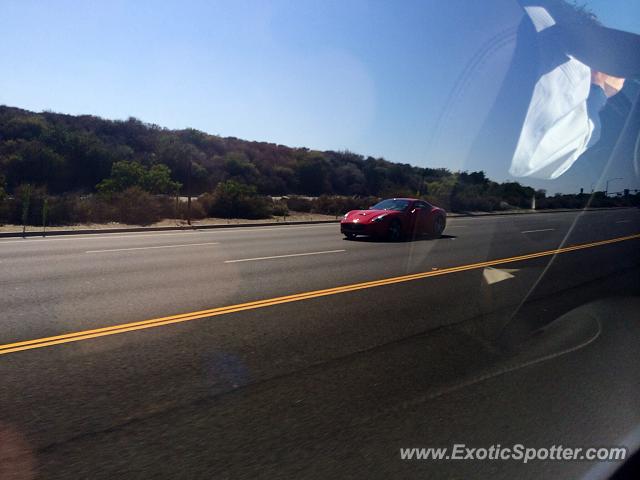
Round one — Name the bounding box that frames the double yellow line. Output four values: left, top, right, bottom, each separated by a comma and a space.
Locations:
1, 233, 639, 356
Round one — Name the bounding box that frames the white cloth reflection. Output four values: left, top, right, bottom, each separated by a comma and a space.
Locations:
511, 6, 598, 180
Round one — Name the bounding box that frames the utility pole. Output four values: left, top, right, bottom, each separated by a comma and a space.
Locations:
186, 158, 192, 226
42, 197, 48, 237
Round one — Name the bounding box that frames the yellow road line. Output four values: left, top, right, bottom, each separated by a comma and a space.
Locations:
1, 233, 639, 355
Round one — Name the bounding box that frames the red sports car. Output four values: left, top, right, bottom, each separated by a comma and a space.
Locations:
340, 198, 446, 240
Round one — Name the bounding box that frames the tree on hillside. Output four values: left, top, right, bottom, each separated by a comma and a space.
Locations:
144, 164, 182, 194
2, 140, 68, 192
97, 161, 181, 194
297, 153, 330, 195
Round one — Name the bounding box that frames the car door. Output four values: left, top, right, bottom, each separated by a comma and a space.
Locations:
412, 201, 431, 235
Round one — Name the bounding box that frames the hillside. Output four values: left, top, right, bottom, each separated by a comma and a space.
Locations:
0, 105, 636, 227
0, 105, 455, 198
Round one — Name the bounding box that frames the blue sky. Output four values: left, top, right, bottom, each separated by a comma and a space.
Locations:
1, 0, 638, 192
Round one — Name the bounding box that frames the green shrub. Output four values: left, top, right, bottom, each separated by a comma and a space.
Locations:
111, 187, 164, 225
196, 193, 215, 215
176, 198, 207, 220
272, 199, 289, 217
286, 196, 313, 212
206, 180, 273, 219
311, 195, 378, 216
0, 201, 8, 225
47, 195, 78, 225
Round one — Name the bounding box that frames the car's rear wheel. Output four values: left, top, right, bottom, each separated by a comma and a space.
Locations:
430, 215, 446, 236
344, 233, 357, 239
387, 219, 403, 241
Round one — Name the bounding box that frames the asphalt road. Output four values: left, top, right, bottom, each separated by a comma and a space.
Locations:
1, 209, 640, 479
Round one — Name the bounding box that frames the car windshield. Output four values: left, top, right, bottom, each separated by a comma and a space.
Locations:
371, 199, 410, 211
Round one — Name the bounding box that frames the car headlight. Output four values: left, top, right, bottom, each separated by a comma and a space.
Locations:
372, 214, 387, 222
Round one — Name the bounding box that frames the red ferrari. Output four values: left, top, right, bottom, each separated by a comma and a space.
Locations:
340, 198, 446, 241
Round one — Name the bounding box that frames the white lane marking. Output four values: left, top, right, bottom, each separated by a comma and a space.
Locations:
482, 267, 519, 285
616, 220, 631, 223
225, 249, 346, 263
0, 224, 338, 245
86, 242, 219, 253
521, 228, 555, 234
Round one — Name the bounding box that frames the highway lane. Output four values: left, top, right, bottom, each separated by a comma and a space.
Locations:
1, 208, 640, 478
28, 297, 640, 480
1, 208, 639, 344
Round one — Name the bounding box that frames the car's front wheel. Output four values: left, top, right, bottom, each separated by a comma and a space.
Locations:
387, 219, 403, 241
